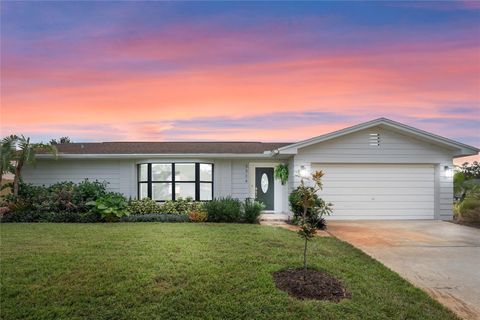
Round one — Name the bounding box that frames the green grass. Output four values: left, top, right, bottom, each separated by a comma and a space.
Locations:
0, 223, 457, 320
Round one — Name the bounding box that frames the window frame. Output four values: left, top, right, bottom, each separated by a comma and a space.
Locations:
137, 162, 214, 202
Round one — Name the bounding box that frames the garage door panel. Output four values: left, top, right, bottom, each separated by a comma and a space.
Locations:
322, 181, 433, 188
332, 201, 434, 210
331, 214, 434, 220
322, 188, 434, 195
313, 164, 435, 219
319, 166, 434, 174
323, 194, 435, 202
319, 174, 434, 182
332, 208, 434, 214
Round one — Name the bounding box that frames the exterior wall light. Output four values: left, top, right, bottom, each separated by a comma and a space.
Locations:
299, 165, 310, 178
444, 166, 453, 178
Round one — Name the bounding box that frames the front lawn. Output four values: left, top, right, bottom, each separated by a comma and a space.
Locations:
0, 223, 457, 320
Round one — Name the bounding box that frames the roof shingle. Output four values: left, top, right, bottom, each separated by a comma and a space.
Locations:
49, 142, 292, 154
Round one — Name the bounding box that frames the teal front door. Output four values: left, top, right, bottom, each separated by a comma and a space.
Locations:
255, 167, 274, 210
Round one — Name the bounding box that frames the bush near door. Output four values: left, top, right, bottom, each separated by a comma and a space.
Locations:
453, 162, 480, 224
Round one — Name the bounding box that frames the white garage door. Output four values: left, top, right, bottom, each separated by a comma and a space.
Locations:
312, 164, 435, 220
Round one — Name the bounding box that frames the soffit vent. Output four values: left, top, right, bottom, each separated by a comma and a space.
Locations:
369, 133, 380, 147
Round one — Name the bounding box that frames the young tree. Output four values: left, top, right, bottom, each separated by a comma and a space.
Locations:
12, 136, 57, 197
296, 170, 332, 271
0, 135, 18, 185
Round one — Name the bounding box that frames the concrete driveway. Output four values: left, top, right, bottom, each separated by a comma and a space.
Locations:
327, 220, 480, 320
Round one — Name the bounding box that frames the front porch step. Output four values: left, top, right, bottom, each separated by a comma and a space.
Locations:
259, 213, 290, 222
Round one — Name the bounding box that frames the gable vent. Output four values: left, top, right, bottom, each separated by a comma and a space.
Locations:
369, 133, 380, 146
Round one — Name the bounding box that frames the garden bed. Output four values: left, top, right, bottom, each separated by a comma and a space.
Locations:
273, 268, 350, 301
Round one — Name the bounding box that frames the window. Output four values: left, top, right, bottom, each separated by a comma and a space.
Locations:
152, 183, 171, 201
137, 162, 213, 201
175, 163, 195, 181
152, 164, 172, 181
138, 164, 149, 200
175, 183, 196, 199
200, 183, 213, 201
199, 163, 213, 201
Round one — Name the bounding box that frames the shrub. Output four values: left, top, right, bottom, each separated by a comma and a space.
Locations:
160, 197, 195, 215
47, 180, 108, 213
7, 199, 34, 214
47, 181, 78, 212
128, 198, 162, 215
454, 197, 480, 222
203, 197, 242, 222
4, 183, 49, 212
1, 210, 42, 222
0, 211, 103, 223
189, 210, 208, 222
161, 200, 181, 214
3, 180, 109, 214
79, 211, 103, 223
0, 206, 10, 217
86, 193, 129, 221
74, 179, 107, 201
289, 186, 331, 226
121, 213, 189, 223
187, 201, 205, 213
243, 198, 264, 223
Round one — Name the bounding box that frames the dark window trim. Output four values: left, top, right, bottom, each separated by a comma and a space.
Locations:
172, 163, 176, 201
195, 163, 200, 200
138, 162, 213, 202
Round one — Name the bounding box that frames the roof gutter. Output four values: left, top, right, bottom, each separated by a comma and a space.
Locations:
36, 153, 276, 159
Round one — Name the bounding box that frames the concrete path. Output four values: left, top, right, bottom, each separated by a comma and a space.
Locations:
327, 220, 480, 320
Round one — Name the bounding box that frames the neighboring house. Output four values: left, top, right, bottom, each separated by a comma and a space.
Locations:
24, 118, 478, 220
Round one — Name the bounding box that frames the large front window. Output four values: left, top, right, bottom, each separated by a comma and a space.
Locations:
138, 163, 213, 201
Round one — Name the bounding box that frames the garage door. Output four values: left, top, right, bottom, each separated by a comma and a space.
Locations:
312, 164, 435, 220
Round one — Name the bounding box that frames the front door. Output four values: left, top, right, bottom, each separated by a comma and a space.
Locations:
255, 167, 274, 210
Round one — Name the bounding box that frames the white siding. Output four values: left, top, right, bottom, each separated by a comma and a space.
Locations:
213, 159, 232, 198
21, 158, 264, 203
22, 159, 137, 198
293, 126, 455, 220
231, 160, 250, 200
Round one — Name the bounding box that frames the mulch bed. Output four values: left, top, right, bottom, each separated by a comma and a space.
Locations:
449, 220, 480, 229
273, 268, 350, 302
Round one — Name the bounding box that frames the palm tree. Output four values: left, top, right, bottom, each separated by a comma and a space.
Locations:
12, 136, 57, 197
50, 136, 72, 145
0, 135, 18, 186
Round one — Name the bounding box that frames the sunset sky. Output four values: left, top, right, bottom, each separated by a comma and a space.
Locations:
1, 1, 479, 158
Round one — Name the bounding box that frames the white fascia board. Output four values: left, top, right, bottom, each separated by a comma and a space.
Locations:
36, 153, 275, 159
453, 149, 479, 158
379, 119, 479, 153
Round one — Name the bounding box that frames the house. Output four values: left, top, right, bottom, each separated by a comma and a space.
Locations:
24, 118, 478, 220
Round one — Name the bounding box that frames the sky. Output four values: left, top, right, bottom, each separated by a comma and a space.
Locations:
1, 1, 479, 162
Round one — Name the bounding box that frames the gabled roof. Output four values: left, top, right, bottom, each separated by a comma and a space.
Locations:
276, 118, 479, 157
36, 118, 478, 159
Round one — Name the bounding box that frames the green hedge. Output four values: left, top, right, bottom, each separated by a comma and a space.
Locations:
203, 197, 264, 223
0, 211, 102, 223
121, 214, 189, 223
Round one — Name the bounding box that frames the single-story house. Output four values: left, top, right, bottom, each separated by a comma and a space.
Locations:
25, 118, 478, 220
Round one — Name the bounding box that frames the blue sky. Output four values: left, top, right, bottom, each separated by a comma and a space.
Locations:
1, 1, 479, 151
